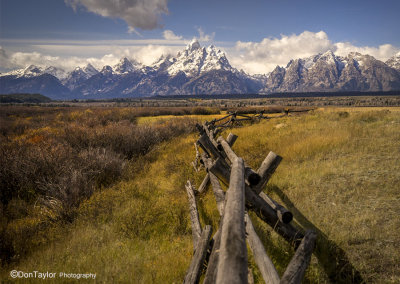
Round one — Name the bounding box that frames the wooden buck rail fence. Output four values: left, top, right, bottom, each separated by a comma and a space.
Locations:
183, 112, 316, 284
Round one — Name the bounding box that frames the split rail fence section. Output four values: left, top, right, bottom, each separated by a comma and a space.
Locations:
184, 114, 317, 284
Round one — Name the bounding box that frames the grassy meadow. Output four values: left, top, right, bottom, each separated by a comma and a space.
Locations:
1, 105, 399, 283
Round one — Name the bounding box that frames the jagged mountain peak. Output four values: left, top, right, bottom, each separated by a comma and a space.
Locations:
69, 64, 97, 77
61, 63, 99, 90
113, 57, 134, 74
348, 51, 363, 57
347, 52, 367, 62
44, 66, 67, 80
166, 40, 233, 76
186, 39, 201, 52
25, 65, 43, 75
113, 57, 143, 74
0, 64, 45, 78
319, 50, 336, 62
385, 52, 400, 70
83, 63, 98, 76
206, 44, 224, 56
151, 54, 175, 70
101, 65, 113, 74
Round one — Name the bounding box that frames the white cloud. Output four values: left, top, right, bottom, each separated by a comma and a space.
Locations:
132, 45, 180, 65
228, 31, 400, 74
65, 0, 168, 32
196, 27, 215, 42
0, 48, 115, 72
229, 31, 334, 74
8, 51, 61, 69
0, 44, 182, 72
163, 30, 182, 40
2, 31, 399, 75
0, 46, 13, 69
334, 42, 399, 61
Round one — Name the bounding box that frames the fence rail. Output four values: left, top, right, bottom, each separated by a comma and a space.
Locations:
183, 113, 316, 284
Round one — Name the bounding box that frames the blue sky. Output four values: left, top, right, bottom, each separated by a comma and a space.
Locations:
1, 0, 399, 74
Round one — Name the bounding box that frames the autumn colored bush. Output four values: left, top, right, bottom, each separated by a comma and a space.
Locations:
0, 106, 198, 264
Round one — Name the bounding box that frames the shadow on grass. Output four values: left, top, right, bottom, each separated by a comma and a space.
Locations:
271, 185, 365, 284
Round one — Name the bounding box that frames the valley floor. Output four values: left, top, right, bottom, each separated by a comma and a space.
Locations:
1, 107, 400, 283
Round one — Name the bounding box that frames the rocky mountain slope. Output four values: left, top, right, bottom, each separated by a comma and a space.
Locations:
386, 52, 400, 71
262, 51, 400, 93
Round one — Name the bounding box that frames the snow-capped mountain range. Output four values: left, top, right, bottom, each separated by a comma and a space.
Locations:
263, 50, 400, 93
1, 40, 400, 99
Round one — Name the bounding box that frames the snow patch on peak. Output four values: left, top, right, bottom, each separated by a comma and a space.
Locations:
303, 55, 318, 69
320, 50, 336, 63
101, 66, 113, 74
347, 52, 366, 67
113, 57, 144, 74
44, 66, 67, 80
166, 41, 233, 76
24, 65, 44, 76
322, 49, 335, 57
1, 65, 43, 78
83, 63, 98, 77
186, 39, 201, 52
386, 52, 400, 70
113, 57, 134, 74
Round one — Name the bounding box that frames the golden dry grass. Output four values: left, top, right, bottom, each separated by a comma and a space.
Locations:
1, 107, 399, 283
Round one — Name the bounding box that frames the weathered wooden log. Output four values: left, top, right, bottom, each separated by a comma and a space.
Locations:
248, 267, 254, 284
237, 113, 253, 119
197, 173, 210, 194
245, 213, 280, 284
214, 114, 233, 123
197, 133, 238, 194
245, 166, 262, 186
209, 157, 261, 187
260, 192, 293, 224
207, 159, 303, 247
253, 151, 282, 194
226, 132, 238, 146
202, 155, 226, 216
198, 133, 221, 159
236, 118, 254, 122
207, 157, 231, 185
203, 224, 222, 284
185, 180, 202, 249
184, 225, 213, 284
217, 136, 261, 186
209, 173, 226, 216
216, 157, 248, 284
280, 230, 317, 284
202, 123, 219, 148
217, 136, 238, 162
245, 186, 303, 248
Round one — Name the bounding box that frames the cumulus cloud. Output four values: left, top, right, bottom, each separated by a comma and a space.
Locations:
65, 0, 168, 32
132, 44, 179, 65
334, 42, 399, 61
229, 31, 334, 74
163, 30, 182, 40
2, 31, 399, 75
6, 51, 61, 69
0, 44, 182, 72
0, 47, 116, 72
228, 31, 400, 74
0, 46, 12, 69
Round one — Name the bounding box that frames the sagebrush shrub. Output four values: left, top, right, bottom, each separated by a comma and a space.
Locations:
0, 106, 198, 263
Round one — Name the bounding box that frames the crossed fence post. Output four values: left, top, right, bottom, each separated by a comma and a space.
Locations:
183, 119, 316, 284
